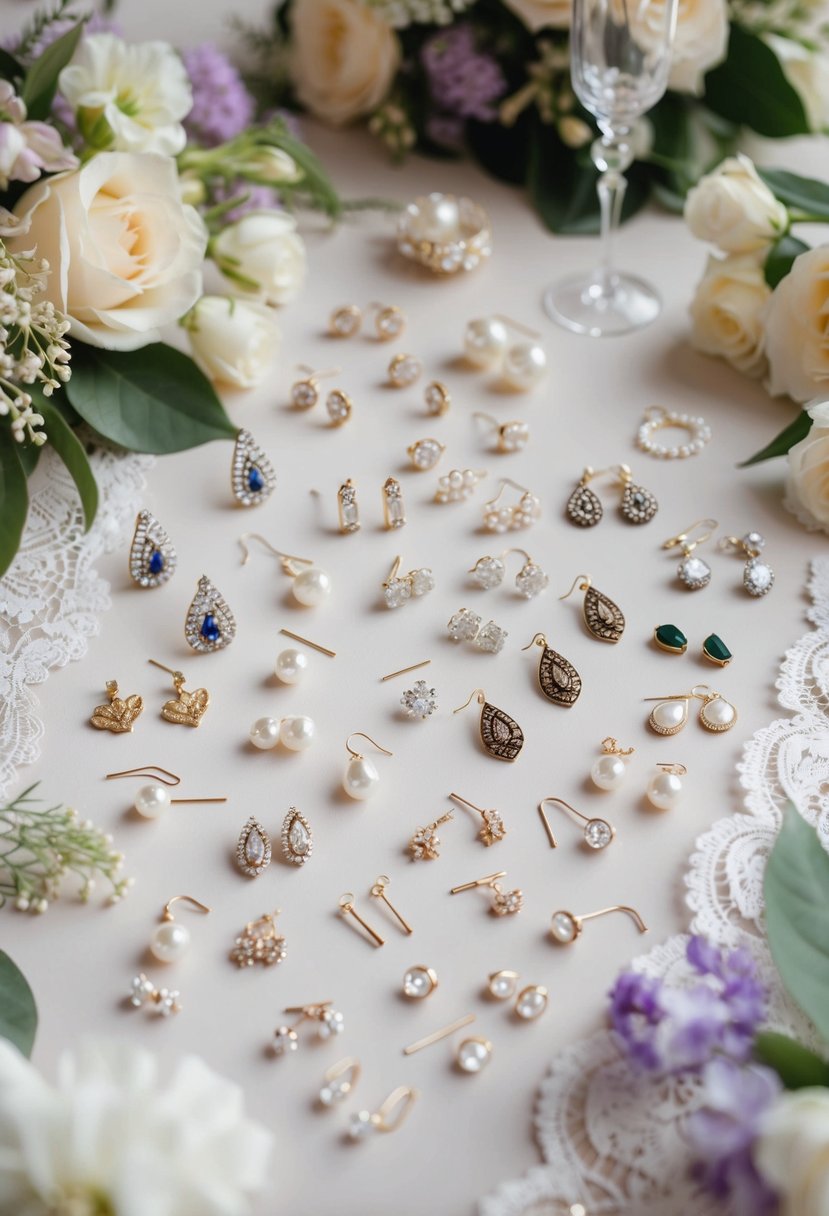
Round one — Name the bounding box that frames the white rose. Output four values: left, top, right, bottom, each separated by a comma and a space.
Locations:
756, 1088, 829, 1214
500, 0, 571, 31
633, 0, 729, 95
212, 211, 306, 306
765, 244, 829, 402
9, 152, 206, 351
186, 296, 281, 389
689, 252, 771, 376
765, 35, 829, 132
290, 0, 400, 125
59, 33, 192, 155
785, 398, 829, 533
685, 155, 789, 254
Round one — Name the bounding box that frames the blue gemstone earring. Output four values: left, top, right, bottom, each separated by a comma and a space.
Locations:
184, 574, 237, 653
129, 510, 177, 588
232, 429, 276, 507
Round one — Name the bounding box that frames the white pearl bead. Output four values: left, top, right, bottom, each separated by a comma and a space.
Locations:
279, 715, 316, 751
149, 920, 191, 963
250, 717, 281, 749
502, 341, 547, 390
647, 770, 683, 810
590, 754, 627, 791
651, 701, 686, 732
134, 784, 170, 819
463, 317, 508, 367
411, 194, 460, 242
275, 648, 308, 684
703, 697, 735, 727
292, 566, 331, 607
343, 756, 380, 800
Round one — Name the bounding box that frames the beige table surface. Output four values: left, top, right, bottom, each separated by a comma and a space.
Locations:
2, 5, 828, 1211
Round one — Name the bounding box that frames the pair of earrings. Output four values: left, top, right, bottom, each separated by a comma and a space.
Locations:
654, 625, 733, 667
645, 684, 737, 735
338, 477, 408, 532
338, 878, 412, 948
239, 535, 332, 606
566, 464, 658, 527
90, 665, 212, 733
482, 478, 542, 532
318, 1058, 418, 1143
330, 301, 405, 340
408, 792, 507, 858
665, 522, 775, 596
588, 737, 687, 810
382, 556, 436, 609
290, 365, 353, 425
249, 713, 316, 752
486, 971, 549, 1022
462, 315, 547, 391
447, 609, 508, 655
450, 870, 524, 916
469, 548, 549, 599
454, 689, 524, 761
236, 808, 313, 876
105, 765, 227, 819
272, 1000, 345, 1056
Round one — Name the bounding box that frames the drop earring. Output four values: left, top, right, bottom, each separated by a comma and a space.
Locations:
148, 659, 210, 728
559, 574, 625, 643
90, 680, 144, 734
238, 534, 332, 606
128, 974, 181, 1016
565, 466, 605, 527
105, 765, 227, 819
589, 736, 634, 790
614, 464, 658, 524
643, 691, 691, 736
450, 870, 523, 916
550, 904, 648, 946
184, 574, 237, 652
453, 688, 524, 761
282, 806, 313, 864
482, 478, 541, 532
148, 895, 210, 963
537, 797, 615, 851
473, 412, 530, 454
719, 531, 775, 597
449, 792, 507, 845
646, 762, 686, 810
338, 480, 360, 534
408, 811, 454, 860
229, 912, 287, 967
645, 685, 737, 734
662, 519, 717, 591
342, 733, 393, 800
129, 509, 177, 587
521, 633, 582, 707
231, 429, 276, 507
338, 893, 385, 946
694, 684, 738, 732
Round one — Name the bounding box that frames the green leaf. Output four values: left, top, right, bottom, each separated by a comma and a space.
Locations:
34, 392, 98, 530
758, 168, 829, 221
703, 25, 810, 138
755, 1031, 829, 1090
263, 125, 341, 218
0, 427, 29, 579
0, 951, 37, 1058
0, 48, 23, 84
20, 20, 84, 120
764, 234, 810, 288
740, 409, 811, 466
66, 343, 238, 454
765, 805, 829, 1043
16, 442, 41, 478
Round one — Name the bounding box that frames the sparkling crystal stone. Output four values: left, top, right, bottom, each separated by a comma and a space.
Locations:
744, 531, 765, 550
245, 829, 266, 864
410, 568, 435, 596
447, 608, 481, 642
501, 422, 529, 451
702, 632, 732, 665
247, 467, 264, 493
654, 623, 688, 653
200, 613, 220, 642
384, 578, 412, 609
410, 438, 443, 469
476, 620, 508, 654
481, 809, 506, 843
584, 819, 613, 849
292, 381, 317, 407
148, 549, 164, 575
319, 1080, 348, 1106
744, 558, 774, 596
493, 887, 523, 915
403, 967, 435, 998
289, 820, 310, 855
392, 356, 422, 386
349, 1111, 375, 1140
515, 562, 548, 599
489, 972, 517, 999
341, 501, 359, 528
551, 911, 577, 943
516, 987, 548, 1021
401, 681, 438, 719
677, 555, 711, 590
457, 1039, 492, 1073
472, 556, 505, 589
327, 391, 351, 422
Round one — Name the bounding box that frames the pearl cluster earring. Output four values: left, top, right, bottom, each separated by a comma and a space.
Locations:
482, 479, 542, 532
462, 315, 547, 391
434, 468, 487, 503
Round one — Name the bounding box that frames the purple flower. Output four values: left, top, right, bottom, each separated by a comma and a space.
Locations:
182, 44, 254, 147
207, 179, 282, 223
421, 25, 506, 124
608, 971, 666, 1071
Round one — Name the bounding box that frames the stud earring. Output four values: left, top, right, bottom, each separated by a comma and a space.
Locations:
456, 1038, 494, 1074
128, 974, 181, 1016
537, 796, 615, 851
482, 478, 541, 532
471, 549, 548, 598
382, 477, 406, 529
719, 531, 775, 597
249, 714, 316, 751
370, 875, 413, 935
409, 811, 454, 860
521, 633, 582, 707
589, 737, 635, 790
424, 380, 451, 416
329, 304, 361, 337
662, 518, 718, 591
320, 1057, 361, 1107
348, 1086, 419, 1141
487, 970, 520, 999
184, 574, 237, 652
148, 895, 211, 963
559, 574, 625, 643
342, 732, 393, 800
702, 633, 732, 667
338, 893, 385, 947
613, 464, 658, 525
382, 556, 435, 609
653, 624, 688, 655
646, 762, 687, 810
338, 479, 360, 533
90, 680, 144, 734
473, 412, 529, 454
324, 388, 353, 426
565, 467, 605, 527
282, 806, 313, 864
239, 534, 332, 606
290, 364, 340, 409
229, 911, 287, 967
514, 985, 549, 1021
105, 765, 227, 819
463, 315, 509, 367
129, 509, 177, 587
435, 468, 486, 503
147, 659, 209, 728
408, 436, 445, 471
400, 681, 438, 719
272, 1001, 345, 1055
236, 816, 272, 876
447, 607, 482, 643
550, 904, 648, 946
450, 871, 523, 915
231, 429, 276, 507
388, 353, 422, 387
402, 965, 438, 999
454, 688, 524, 761
449, 791, 506, 845
462, 315, 546, 388
368, 301, 406, 341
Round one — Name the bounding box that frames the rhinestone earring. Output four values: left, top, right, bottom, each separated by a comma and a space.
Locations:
565, 466, 605, 527
238, 534, 332, 606
368, 301, 406, 340
614, 464, 659, 524
589, 736, 635, 790
249, 714, 316, 752
338, 893, 385, 947
408, 811, 454, 860
105, 765, 227, 819
90, 680, 144, 734
319, 1057, 361, 1107
662, 518, 718, 591
127, 974, 181, 1016
382, 477, 406, 529
329, 304, 361, 337
719, 531, 775, 597
236, 816, 272, 876
148, 895, 210, 964
550, 904, 648, 946
290, 364, 340, 409
435, 468, 487, 503
388, 353, 422, 387
521, 633, 582, 707
537, 796, 615, 851
453, 688, 524, 760
450, 870, 523, 915
229, 912, 287, 967
370, 875, 413, 935
382, 556, 435, 609
408, 436, 445, 470
342, 732, 394, 800
646, 762, 687, 810
470, 548, 548, 598
129, 509, 177, 587
348, 1086, 418, 1140
449, 791, 507, 845
482, 478, 541, 532
282, 806, 313, 864
272, 1001, 345, 1055
338, 479, 360, 533
148, 659, 209, 728
473, 412, 529, 453
559, 574, 625, 643
400, 681, 438, 719
184, 574, 237, 651
231, 429, 276, 507
446, 608, 508, 654
424, 380, 451, 416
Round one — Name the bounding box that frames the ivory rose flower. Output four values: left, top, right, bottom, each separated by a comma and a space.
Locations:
766, 35, 829, 132
10, 152, 206, 350
685, 156, 789, 254
290, 0, 400, 125
756, 1087, 829, 1214
689, 252, 771, 376
212, 211, 306, 305
785, 398, 829, 533
500, 0, 571, 31
764, 244, 829, 402
632, 0, 729, 95
186, 295, 282, 388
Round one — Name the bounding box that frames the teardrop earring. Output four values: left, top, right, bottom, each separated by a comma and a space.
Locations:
614, 464, 658, 525
238, 533, 332, 606
693, 684, 738, 732
559, 574, 625, 643
236, 816, 272, 877
342, 733, 394, 800
521, 634, 582, 707
565, 466, 606, 527
184, 574, 237, 652
231, 429, 276, 507
643, 692, 691, 736
129, 509, 177, 587
453, 688, 524, 761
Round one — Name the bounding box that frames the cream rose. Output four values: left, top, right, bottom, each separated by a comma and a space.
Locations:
765, 35, 829, 132
685, 155, 789, 254
9, 152, 206, 351
211, 211, 306, 306
765, 244, 829, 402
756, 1088, 829, 1214
632, 0, 729, 95
500, 0, 571, 31
689, 252, 771, 376
290, 0, 400, 125
785, 398, 829, 533
186, 296, 281, 389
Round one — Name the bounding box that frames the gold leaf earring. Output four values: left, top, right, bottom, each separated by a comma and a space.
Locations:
90, 680, 144, 734
453, 688, 524, 761
521, 633, 582, 707
559, 573, 625, 643
148, 660, 209, 728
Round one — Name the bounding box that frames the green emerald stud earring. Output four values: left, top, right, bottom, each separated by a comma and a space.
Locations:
653, 624, 687, 655
702, 633, 732, 667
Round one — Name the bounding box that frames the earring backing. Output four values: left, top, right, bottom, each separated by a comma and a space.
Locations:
537, 797, 615, 851
148, 895, 211, 963
473, 412, 529, 454
550, 904, 648, 945
339, 893, 385, 947
662, 519, 717, 590
148, 659, 209, 728
370, 875, 413, 935
90, 680, 144, 734
449, 792, 506, 846
238, 534, 332, 606
348, 1086, 419, 1141
105, 766, 227, 819
450, 871, 523, 915
487, 970, 519, 1000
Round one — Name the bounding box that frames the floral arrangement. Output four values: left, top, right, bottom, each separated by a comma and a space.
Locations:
683, 154, 829, 534
609, 807, 829, 1215
0, 3, 339, 580
240, 0, 829, 233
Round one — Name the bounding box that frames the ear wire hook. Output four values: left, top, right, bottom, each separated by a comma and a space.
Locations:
577, 905, 648, 933
453, 689, 485, 714
657, 762, 687, 775
238, 534, 312, 574
662, 519, 717, 555
537, 799, 559, 848
345, 733, 393, 759
161, 895, 211, 921
106, 766, 181, 786
521, 632, 547, 652
559, 574, 591, 601
296, 363, 340, 383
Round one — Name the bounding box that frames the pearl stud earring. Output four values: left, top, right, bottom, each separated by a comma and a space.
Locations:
462, 315, 547, 390
238, 533, 332, 606
549, 904, 648, 946
275, 629, 336, 683
473, 412, 530, 453
249, 714, 316, 752
342, 732, 393, 800
105, 765, 227, 819
589, 737, 635, 790
646, 762, 687, 810
149, 895, 211, 964
435, 468, 487, 503
402, 966, 438, 999
408, 436, 445, 471
272, 1001, 346, 1055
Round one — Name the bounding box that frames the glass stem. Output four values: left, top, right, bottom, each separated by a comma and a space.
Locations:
592, 127, 633, 300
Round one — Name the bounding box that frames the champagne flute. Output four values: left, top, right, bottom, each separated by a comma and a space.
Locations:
544, 0, 678, 336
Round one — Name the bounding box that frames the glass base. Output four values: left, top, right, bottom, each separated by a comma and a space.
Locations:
543, 271, 662, 337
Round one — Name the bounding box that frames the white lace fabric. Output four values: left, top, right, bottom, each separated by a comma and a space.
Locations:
480, 555, 829, 1216
0, 446, 150, 798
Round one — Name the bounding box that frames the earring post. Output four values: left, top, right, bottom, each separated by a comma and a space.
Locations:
380, 659, 431, 681
278, 629, 336, 658
403, 1013, 476, 1055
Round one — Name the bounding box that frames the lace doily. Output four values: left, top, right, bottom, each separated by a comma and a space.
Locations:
0, 445, 150, 799
480, 555, 829, 1216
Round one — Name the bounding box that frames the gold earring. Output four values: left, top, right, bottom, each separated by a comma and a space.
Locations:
402, 965, 438, 1000
537, 797, 615, 851
105, 765, 227, 819
550, 904, 648, 945
408, 436, 446, 471
388, 352, 422, 387
473, 412, 529, 453
382, 476, 406, 529
329, 304, 361, 337
435, 467, 487, 503
408, 810, 454, 860
482, 477, 541, 531
368, 301, 406, 341
487, 970, 520, 1000
282, 806, 313, 865
129, 509, 176, 587
148, 895, 211, 964
453, 688, 524, 761
290, 364, 340, 409
449, 792, 506, 846
231, 429, 276, 508
614, 463, 659, 525
515, 985, 549, 1021
338, 893, 385, 947
424, 380, 451, 416
643, 691, 691, 736
325, 388, 353, 426
319, 1056, 362, 1106
338, 480, 360, 534
450, 871, 523, 916
559, 574, 625, 644
272, 1001, 345, 1055
456, 1037, 494, 1074
236, 816, 272, 877
148, 659, 209, 727
230, 911, 287, 968
662, 518, 718, 590
184, 574, 237, 652
369, 875, 413, 935
565, 466, 607, 527
90, 680, 144, 734
693, 683, 738, 732
521, 633, 582, 707
238, 535, 332, 606
348, 1086, 419, 1140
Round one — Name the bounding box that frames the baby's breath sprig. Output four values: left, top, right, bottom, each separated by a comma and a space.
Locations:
0, 784, 132, 914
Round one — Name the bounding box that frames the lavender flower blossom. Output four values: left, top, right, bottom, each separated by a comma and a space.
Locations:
421, 25, 506, 123
182, 44, 255, 147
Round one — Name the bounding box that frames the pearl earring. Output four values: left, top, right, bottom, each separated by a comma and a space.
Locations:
249, 714, 316, 751
589, 736, 635, 790
462, 316, 547, 390
128, 974, 181, 1016
435, 468, 487, 503
342, 732, 393, 800
272, 1001, 346, 1055
549, 904, 648, 946
646, 762, 687, 810
482, 478, 542, 532
149, 895, 210, 964
275, 629, 336, 683
645, 685, 737, 734
238, 533, 332, 606
408, 437, 445, 471
105, 765, 227, 819
473, 412, 529, 453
